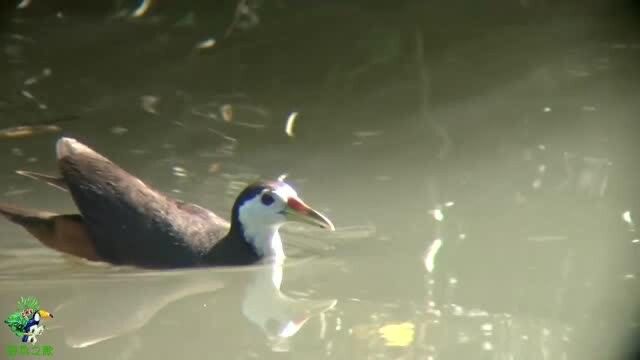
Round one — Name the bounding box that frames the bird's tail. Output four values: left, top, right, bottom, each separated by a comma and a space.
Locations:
0, 203, 101, 261
0, 203, 58, 226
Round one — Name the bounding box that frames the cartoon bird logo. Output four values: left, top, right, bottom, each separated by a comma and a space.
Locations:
4, 296, 54, 343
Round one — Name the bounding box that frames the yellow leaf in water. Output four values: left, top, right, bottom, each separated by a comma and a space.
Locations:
378, 322, 415, 347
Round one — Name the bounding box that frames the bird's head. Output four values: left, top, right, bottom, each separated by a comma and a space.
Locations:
231, 181, 334, 257
233, 181, 335, 232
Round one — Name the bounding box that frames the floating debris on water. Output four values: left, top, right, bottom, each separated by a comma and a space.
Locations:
141, 95, 159, 114
195, 38, 216, 50
131, 0, 152, 17
172, 166, 188, 177
24, 77, 38, 86
110, 126, 128, 135
20, 89, 49, 109
430, 208, 444, 221
220, 104, 233, 122
424, 238, 443, 273
10, 148, 23, 156
23, 68, 52, 86
378, 322, 415, 347
0, 125, 61, 139
208, 163, 221, 174
16, 0, 31, 9
285, 112, 298, 137
481, 323, 493, 332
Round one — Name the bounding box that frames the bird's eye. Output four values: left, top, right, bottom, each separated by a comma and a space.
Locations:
261, 193, 275, 206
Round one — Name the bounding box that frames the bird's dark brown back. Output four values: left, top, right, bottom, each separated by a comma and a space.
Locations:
57, 143, 230, 268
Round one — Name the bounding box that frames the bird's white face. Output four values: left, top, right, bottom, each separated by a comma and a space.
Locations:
238, 183, 298, 230
237, 182, 334, 258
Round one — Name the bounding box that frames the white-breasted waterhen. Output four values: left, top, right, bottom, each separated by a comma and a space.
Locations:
0, 138, 335, 268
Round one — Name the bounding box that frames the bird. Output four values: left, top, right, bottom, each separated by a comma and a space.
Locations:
20, 309, 53, 344
0, 137, 335, 268
241, 261, 337, 349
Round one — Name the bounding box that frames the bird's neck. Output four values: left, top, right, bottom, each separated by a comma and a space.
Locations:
242, 224, 286, 262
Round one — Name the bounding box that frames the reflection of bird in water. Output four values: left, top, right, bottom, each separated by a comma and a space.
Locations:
242, 261, 337, 351
0, 137, 334, 268
53, 261, 336, 353
54, 271, 225, 348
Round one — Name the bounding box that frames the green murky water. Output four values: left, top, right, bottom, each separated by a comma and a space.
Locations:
1, 2, 639, 359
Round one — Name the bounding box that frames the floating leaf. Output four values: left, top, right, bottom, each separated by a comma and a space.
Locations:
0, 125, 60, 139
378, 322, 415, 347
220, 104, 233, 122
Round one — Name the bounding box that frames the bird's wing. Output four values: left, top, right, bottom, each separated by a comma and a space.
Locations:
55, 138, 229, 268
16, 170, 68, 191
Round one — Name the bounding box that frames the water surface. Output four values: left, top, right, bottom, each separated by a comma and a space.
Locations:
1, 2, 640, 359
